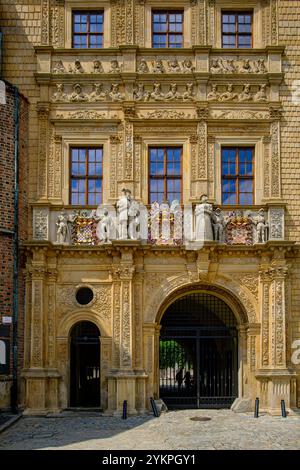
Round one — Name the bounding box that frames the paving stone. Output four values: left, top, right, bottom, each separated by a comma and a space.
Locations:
0, 410, 299, 450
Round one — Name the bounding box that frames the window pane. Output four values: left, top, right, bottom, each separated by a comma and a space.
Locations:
238, 36, 251, 47
223, 24, 235, 33
174, 148, 181, 161
239, 179, 253, 193
239, 193, 253, 205
89, 149, 95, 162
238, 24, 251, 33
222, 193, 236, 204
78, 193, 85, 205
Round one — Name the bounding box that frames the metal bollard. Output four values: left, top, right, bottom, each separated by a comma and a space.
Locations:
254, 397, 259, 418
122, 400, 127, 419
281, 399, 287, 418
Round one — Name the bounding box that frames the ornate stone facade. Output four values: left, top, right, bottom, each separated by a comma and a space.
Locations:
1, 0, 299, 416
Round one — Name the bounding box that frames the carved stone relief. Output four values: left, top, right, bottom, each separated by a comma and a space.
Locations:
210, 58, 267, 74
33, 208, 49, 240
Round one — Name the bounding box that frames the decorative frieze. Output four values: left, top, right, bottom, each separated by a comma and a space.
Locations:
207, 83, 268, 102
41, 0, 50, 45
124, 121, 134, 180
268, 207, 284, 240
270, 121, 281, 197
109, 135, 120, 199
125, 0, 134, 45
210, 109, 270, 120
51, 0, 64, 47
37, 107, 49, 199
137, 58, 195, 74
33, 208, 49, 240
210, 58, 267, 74
111, 0, 126, 46
31, 279, 44, 367
197, 121, 207, 180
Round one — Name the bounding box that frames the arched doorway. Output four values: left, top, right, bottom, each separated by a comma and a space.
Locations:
70, 321, 100, 407
159, 292, 238, 409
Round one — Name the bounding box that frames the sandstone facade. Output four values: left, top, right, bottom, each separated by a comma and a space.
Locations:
0, 0, 300, 414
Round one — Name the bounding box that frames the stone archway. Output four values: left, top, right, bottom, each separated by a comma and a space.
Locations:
158, 291, 239, 409
143, 281, 251, 410
69, 321, 101, 407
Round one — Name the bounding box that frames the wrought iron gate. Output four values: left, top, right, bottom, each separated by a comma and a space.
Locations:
159, 293, 238, 409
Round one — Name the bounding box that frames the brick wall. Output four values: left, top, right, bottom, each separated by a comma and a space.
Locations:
0, 0, 41, 207
278, 0, 300, 241
0, 81, 28, 408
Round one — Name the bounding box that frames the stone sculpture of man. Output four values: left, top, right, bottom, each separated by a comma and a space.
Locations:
253, 208, 268, 243
212, 208, 225, 242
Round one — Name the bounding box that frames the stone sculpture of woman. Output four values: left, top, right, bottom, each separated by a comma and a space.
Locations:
195, 195, 214, 242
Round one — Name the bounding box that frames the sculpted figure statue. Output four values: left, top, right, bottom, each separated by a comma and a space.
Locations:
182, 59, 195, 73
207, 84, 220, 101
211, 208, 225, 242
116, 188, 131, 239
150, 82, 164, 101
56, 211, 70, 244
74, 60, 84, 73
256, 58, 267, 73
167, 58, 181, 73
96, 209, 112, 243
182, 83, 195, 101
152, 59, 165, 73
128, 201, 141, 240
195, 194, 214, 241
238, 84, 253, 102
165, 83, 181, 101
254, 84, 268, 102
252, 208, 268, 243
89, 83, 107, 101
52, 83, 67, 102
109, 59, 121, 73
210, 58, 225, 73
220, 83, 238, 102
53, 60, 65, 74
93, 60, 104, 73
137, 58, 149, 73
133, 83, 150, 101
109, 83, 124, 101
239, 58, 252, 73
69, 83, 88, 102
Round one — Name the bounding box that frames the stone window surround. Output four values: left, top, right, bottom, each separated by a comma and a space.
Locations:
144, 0, 192, 49
214, 136, 264, 206
61, 134, 110, 206
65, 0, 111, 49
141, 136, 190, 205
214, 0, 263, 49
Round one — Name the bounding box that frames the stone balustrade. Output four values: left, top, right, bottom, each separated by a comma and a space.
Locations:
32, 202, 285, 248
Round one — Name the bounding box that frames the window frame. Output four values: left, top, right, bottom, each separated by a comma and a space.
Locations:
148, 146, 183, 204
152, 10, 184, 49
221, 10, 253, 49
221, 146, 255, 205
72, 10, 104, 49
69, 146, 103, 206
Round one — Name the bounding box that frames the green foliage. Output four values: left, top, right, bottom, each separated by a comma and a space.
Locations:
159, 340, 186, 369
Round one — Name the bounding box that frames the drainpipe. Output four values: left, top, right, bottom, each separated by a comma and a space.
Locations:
11, 86, 20, 413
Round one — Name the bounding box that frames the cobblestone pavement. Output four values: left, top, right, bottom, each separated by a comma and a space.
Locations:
0, 409, 299, 450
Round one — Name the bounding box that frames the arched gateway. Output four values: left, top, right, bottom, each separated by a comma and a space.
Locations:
70, 321, 101, 407
159, 292, 238, 409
